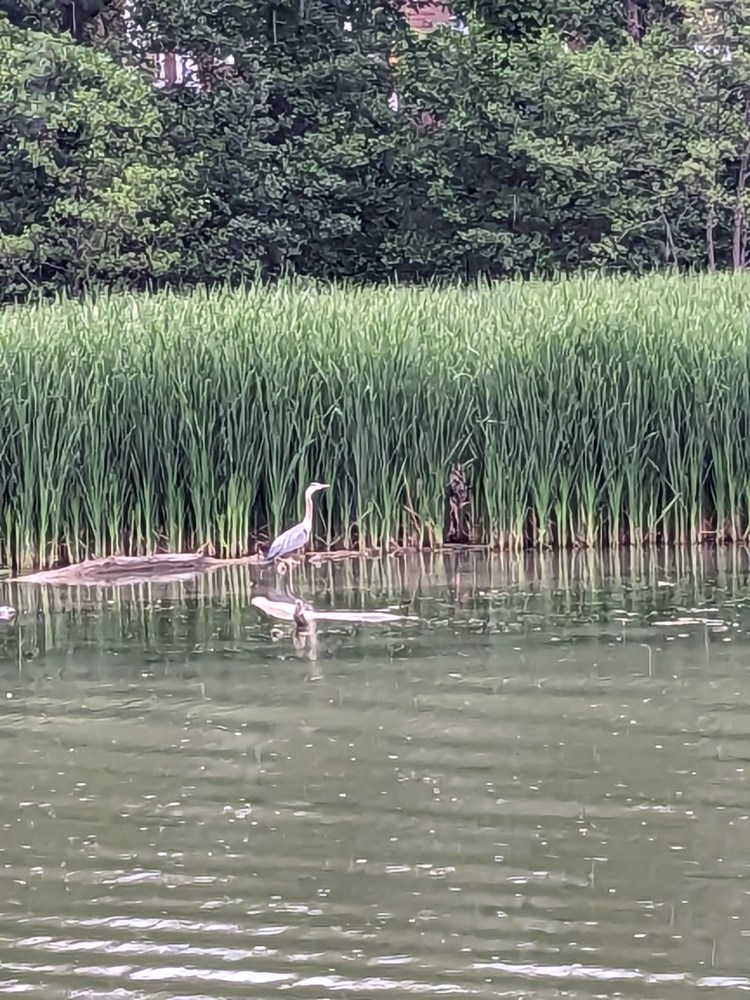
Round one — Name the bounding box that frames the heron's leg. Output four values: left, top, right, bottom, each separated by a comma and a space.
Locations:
279, 554, 303, 578
285, 552, 302, 573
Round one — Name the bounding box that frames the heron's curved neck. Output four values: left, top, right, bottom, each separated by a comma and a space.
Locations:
303, 490, 315, 528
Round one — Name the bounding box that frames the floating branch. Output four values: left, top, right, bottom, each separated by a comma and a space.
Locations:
11, 551, 260, 586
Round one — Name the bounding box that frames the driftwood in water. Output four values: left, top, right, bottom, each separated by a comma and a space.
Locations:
11, 545, 402, 586
251, 594, 417, 624
11, 549, 263, 586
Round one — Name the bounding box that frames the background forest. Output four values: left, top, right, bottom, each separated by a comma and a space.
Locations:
1, 0, 750, 300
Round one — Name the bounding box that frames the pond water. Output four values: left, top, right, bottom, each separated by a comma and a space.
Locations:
0, 550, 749, 999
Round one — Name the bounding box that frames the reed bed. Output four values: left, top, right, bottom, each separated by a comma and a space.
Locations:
2, 273, 750, 569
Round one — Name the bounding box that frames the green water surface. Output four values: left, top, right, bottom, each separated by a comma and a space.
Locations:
0, 550, 748, 998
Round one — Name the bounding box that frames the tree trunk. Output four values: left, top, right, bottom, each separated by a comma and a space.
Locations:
624, 0, 645, 42
706, 203, 716, 272
733, 151, 749, 271
662, 213, 678, 269
733, 104, 750, 272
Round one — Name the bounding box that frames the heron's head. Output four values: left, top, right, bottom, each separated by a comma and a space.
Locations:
307, 481, 330, 495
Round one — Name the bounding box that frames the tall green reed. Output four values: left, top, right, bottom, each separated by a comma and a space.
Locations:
2, 273, 750, 569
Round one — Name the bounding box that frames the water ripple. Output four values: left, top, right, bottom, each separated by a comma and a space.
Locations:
1, 561, 750, 998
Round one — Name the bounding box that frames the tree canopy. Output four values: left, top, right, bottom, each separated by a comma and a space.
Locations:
1, 0, 750, 298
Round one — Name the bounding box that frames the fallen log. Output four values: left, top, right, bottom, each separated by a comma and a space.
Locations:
11, 550, 263, 586
251, 594, 417, 624
11, 546, 389, 586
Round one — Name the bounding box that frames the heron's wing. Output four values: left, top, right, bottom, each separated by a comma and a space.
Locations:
266, 522, 308, 560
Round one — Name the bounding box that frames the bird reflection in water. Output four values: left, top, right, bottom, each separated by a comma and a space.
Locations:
258, 587, 322, 678
252, 583, 414, 681
290, 600, 321, 679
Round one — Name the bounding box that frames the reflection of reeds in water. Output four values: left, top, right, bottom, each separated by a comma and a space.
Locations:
275, 546, 750, 611
0, 564, 255, 666
2, 549, 750, 663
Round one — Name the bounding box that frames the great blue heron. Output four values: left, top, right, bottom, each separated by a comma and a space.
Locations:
261, 481, 329, 566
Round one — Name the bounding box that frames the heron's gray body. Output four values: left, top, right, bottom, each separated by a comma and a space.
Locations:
265, 522, 309, 562
262, 481, 329, 565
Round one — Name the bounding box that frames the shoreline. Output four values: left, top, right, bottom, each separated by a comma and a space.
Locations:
8, 537, 750, 585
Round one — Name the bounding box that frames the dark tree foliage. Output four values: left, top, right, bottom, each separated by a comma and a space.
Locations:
0, 0, 125, 38
455, 0, 687, 44
2, 0, 750, 299
122, 0, 413, 281
0, 9, 193, 298
0, 0, 61, 31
